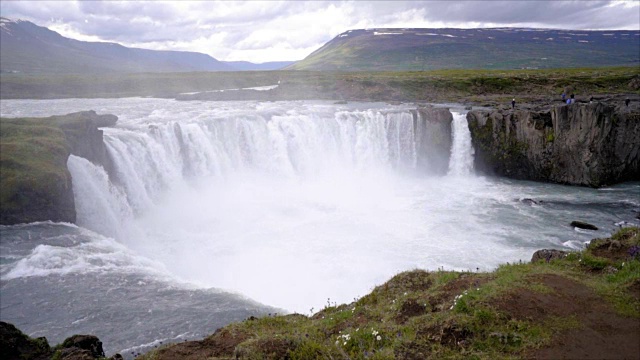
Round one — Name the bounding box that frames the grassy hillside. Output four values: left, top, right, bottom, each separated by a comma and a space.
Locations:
139, 227, 640, 359
1, 66, 638, 103
289, 28, 640, 72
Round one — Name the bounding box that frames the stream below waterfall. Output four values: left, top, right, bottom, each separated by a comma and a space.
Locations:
1, 98, 638, 357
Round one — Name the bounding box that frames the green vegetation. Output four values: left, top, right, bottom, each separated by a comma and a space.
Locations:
1, 66, 638, 102
141, 228, 640, 360
0, 112, 111, 224
0, 116, 72, 223
288, 29, 639, 72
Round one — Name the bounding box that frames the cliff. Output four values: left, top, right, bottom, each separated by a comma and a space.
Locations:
413, 106, 453, 174
0, 111, 117, 225
467, 102, 640, 187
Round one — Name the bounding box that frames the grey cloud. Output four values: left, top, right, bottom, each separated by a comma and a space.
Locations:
1, 0, 637, 62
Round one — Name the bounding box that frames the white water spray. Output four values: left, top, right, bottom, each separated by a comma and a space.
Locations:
65, 101, 514, 312
67, 155, 134, 239
448, 112, 475, 176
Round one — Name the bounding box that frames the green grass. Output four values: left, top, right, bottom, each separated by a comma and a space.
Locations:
0, 112, 109, 224
2, 66, 638, 102
139, 228, 640, 360
0, 119, 71, 220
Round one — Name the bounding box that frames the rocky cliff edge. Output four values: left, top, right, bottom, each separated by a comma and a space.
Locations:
0, 111, 117, 225
467, 101, 640, 187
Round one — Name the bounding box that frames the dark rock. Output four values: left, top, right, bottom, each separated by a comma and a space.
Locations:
531, 249, 569, 263
60, 334, 105, 358
109, 354, 124, 360
56, 111, 118, 176
412, 106, 453, 174
571, 221, 599, 230
520, 198, 538, 205
467, 102, 640, 187
0, 322, 51, 360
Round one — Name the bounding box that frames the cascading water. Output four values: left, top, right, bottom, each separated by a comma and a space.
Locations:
67, 103, 476, 311
448, 112, 475, 176
2, 99, 638, 356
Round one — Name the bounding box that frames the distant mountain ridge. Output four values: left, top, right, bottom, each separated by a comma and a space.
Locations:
0, 17, 293, 74
289, 28, 640, 71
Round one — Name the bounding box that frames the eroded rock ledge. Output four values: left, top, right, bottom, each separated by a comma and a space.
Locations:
0, 111, 117, 225
467, 102, 640, 187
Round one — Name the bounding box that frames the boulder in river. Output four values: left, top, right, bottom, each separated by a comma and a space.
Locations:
571, 221, 599, 230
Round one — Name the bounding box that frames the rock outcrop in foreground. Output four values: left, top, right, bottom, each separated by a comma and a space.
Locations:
0, 321, 122, 360
0, 111, 117, 225
467, 101, 640, 187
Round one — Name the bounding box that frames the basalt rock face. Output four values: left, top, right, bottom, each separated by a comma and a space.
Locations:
413, 106, 453, 174
467, 103, 640, 187
58, 111, 117, 172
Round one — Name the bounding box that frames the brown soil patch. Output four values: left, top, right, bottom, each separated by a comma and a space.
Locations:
416, 320, 472, 347
495, 274, 640, 360
395, 298, 428, 324
151, 327, 249, 360
628, 279, 640, 302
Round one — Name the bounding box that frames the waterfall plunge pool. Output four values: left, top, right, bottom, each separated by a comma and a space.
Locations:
1, 99, 638, 356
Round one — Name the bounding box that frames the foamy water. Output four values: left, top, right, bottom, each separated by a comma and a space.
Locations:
1, 98, 638, 356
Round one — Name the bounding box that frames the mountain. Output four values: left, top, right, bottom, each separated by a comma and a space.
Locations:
288, 28, 640, 71
1, 17, 240, 74
224, 61, 296, 71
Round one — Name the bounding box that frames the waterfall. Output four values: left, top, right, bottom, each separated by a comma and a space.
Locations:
67, 155, 134, 239
67, 104, 476, 243
59, 101, 489, 312
448, 112, 475, 176
99, 109, 427, 217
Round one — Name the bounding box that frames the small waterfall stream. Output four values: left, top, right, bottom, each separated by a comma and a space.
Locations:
448, 111, 475, 176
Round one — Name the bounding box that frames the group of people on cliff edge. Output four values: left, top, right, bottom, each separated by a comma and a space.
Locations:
561, 92, 575, 104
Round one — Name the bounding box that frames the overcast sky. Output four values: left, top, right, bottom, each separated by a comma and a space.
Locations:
1, 1, 639, 63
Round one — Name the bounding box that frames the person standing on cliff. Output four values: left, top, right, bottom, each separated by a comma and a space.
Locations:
562, 92, 566, 102
511, 98, 516, 109
626, 98, 631, 107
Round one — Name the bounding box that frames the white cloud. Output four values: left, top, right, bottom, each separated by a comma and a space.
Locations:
1, 0, 638, 63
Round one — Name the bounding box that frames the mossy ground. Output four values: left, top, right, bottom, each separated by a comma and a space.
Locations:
0, 118, 71, 222
140, 228, 640, 360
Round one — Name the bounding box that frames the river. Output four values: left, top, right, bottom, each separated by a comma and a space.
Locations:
1, 98, 638, 357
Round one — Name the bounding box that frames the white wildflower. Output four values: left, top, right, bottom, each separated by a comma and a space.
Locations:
376, 335, 382, 341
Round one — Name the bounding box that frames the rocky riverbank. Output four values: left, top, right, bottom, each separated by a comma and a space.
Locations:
3, 227, 638, 359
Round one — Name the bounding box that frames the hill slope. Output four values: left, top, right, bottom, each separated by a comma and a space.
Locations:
0, 17, 237, 74
289, 28, 640, 71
